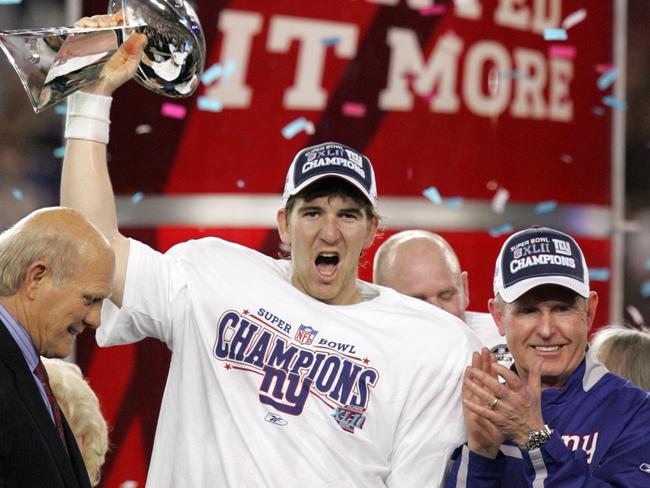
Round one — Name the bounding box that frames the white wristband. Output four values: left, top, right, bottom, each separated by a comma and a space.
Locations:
64, 91, 113, 144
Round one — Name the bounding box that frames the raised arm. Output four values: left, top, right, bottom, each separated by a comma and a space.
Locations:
61, 16, 146, 306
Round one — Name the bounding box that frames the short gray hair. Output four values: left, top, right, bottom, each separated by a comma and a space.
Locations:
0, 215, 81, 295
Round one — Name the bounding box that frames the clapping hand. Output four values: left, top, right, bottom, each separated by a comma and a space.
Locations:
462, 348, 504, 458
463, 348, 545, 449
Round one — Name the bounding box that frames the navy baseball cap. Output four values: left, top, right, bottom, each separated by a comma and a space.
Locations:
282, 142, 377, 208
493, 227, 590, 303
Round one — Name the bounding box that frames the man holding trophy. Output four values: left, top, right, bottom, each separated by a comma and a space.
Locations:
57, 11, 474, 488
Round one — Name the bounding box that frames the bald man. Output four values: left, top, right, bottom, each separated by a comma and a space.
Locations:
0, 207, 114, 487
374, 230, 512, 366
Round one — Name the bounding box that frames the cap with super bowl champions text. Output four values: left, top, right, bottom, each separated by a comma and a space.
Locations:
282, 142, 377, 208
493, 226, 590, 303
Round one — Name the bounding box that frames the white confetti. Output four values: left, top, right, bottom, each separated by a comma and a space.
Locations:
491, 188, 510, 214
562, 8, 587, 30
488, 68, 500, 96
626, 305, 644, 326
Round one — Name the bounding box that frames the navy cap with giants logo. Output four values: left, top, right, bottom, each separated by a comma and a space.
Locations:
493, 227, 590, 303
282, 142, 377, 207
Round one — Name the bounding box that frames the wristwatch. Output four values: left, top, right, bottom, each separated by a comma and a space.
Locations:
524, 424, 553, 451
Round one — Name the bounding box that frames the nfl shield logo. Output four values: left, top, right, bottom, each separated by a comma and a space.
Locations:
295, 324, 318, 345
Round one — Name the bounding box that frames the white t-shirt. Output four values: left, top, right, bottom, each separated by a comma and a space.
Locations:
465, 311, 513, 369
99, 238, 472, 488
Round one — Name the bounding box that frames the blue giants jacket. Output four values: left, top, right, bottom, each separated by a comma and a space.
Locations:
445, 352, 650, 487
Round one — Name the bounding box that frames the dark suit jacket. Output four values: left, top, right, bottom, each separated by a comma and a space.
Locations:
0, 319, 91, 487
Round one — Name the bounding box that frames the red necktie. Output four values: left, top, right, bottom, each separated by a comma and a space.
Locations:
34, 359, 68, 450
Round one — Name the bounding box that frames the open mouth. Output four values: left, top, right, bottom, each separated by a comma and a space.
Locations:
315, 252, 340, 278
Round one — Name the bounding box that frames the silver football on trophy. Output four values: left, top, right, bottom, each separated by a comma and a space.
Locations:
0, 0, 205, 112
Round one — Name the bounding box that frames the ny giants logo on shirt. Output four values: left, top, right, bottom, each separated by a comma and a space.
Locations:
213, 310, 379, 423
561, 432, 599, 464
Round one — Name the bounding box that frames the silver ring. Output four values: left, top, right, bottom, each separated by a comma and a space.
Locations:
488, 397, 499, 410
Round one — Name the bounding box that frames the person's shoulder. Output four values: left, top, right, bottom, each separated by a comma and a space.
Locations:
585, 356, 650, 414
604, 373, 650, 407
465, 311, 496, 329
465, 311, 509, 353
167, 236, 250, 254
166, 237, 279, 265
604, 376, 650, 428
370, 284, 447, 317
370, 284, 471, 342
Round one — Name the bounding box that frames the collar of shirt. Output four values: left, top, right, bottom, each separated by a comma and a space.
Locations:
0, 303, 38, 371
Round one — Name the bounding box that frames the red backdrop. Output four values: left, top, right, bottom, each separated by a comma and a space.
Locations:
77, 1, 614, 485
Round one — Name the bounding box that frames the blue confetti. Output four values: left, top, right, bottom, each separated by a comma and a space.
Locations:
500, 70, 527, 79
131, 192, 144, 204
53, 146, 65, 158
222, 60, 237, 80
321, 37, 341, 46
444, 197, 463, 209
54, 104, 68, 115
597, 68, 619, 91
592, 106, 605, 116
281, 117, 310, 139
197, 96, 223, 112
422, 186, 442, 205
602, 96, 628, 110
543, 28, 568, 41
11, 188, 23, 201
200, 60, 237, 85
489, 223, 513, 238
534, 200, 558, 214
201, 63, 224, 85
641, 280, 650, 298
589, 268, 610, 282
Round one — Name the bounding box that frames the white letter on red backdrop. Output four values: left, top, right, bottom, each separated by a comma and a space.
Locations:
548, 57, 574, 122
510, 47, 547, 119
205, 10, 263, 108
267, 16, 358, 109
379, 29, 463, 112
463, 41, 512, 117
